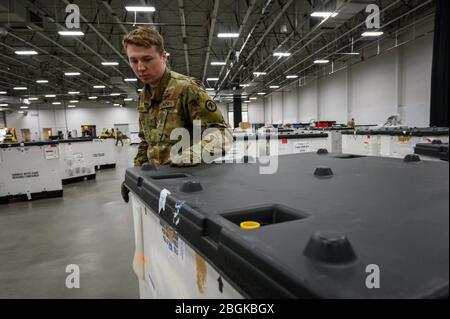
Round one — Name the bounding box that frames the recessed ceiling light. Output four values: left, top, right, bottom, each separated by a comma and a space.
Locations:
217, 33, 239, 38
58, 31, 84, 36
15, 51, 38, 55
362, 31, 384, 37
101, 62, 119, 66
125, 6, 155, 12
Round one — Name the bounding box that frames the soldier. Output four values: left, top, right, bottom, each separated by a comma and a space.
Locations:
115, 129, 124, 146
122, 27, 231, 167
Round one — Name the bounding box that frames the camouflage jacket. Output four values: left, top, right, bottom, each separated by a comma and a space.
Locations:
135, 68, 231, 166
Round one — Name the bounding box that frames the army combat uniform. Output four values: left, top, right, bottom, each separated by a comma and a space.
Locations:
134, 68, 231, 166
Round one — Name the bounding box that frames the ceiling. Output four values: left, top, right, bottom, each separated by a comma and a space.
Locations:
0, 0, 436, 111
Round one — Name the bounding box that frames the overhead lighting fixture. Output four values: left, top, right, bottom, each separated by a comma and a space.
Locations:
20, 106, 29, 109
0, 103, 9, 106
269, 86, 280, 89
124, 78, 138, 82
45, 94, 56, 98
314, 59, 330, 64
286, 75, 298, 79
205, 88, 215, 91
217, 33, 239, 38
253, 72, 267, 76
36, 80, 48, 83
137, 89, 143, 92
0, 91, 7, 94
64, 72, 80, 76
273, 52, 291, 57
52, 102, 61, 105
124, 98, 133, 101
311, 12, 338, 18
13, 87, 27, 90
210, 62, 226, 66
88, 96, 98, 100
58, 31, 84, 36
67, 105, 76, 108
113, 103, 121, 106
249, 97, 257, 100
15, 50, 38, 55
244, 100, 251, 103
125, 6, 155, 12
239, 84, 250, 87
362, 31, 384, 37
257, 92, 266, 95
69, 100, 79, 103
101, 62, 119, 66
28, 97, 39, 101
93, 85, 106, 89
166, 52, 170, 56
18, 111, 25, 114
206, 78, 219, 81
110, 93, 121, 96
68, 91, 80, 94
336, 52, 360, 55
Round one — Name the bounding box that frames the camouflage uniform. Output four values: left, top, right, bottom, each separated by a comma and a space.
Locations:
134, 68, 231, 166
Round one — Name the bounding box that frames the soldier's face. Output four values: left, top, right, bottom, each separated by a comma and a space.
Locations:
127, 44, 167, 87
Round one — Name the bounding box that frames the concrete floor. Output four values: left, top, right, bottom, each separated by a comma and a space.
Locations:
0, 144, 140, 298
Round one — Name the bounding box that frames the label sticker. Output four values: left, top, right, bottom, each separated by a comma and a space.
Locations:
158, 188, 171, 214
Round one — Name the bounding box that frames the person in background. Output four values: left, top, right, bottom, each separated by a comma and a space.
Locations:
347, 118, 355, 129
115, 129, 124, 146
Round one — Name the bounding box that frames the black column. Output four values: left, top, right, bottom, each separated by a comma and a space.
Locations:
430, 0, 449, 127
233, 94, 242, 128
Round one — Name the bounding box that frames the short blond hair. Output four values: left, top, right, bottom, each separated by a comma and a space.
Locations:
122, 27, 165, 54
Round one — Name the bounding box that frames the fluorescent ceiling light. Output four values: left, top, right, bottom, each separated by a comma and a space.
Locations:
69, 100, 79, 103
124, 78, 138, 82
257, 92, 266, 95
253, 72, 267, 76
20, 106, 29, 109
311, 12, 338, 18
217, 33, 239, 38
52, 102, 61, 105
13, 87, 27, 90
286, 75, 298, 79
36, 80, 48, 83
18, 111, 25, 114
211, 62, 226, 66
58, 31, 84, 36
110, 93, 121, 96
67, 105, 76, 108
205, 88, 215, 91
137, 89, 143, 92
88, 96, 98, 99
101, 62, 119, 66
28, 97, 39, 101
273, 52, 291, 57
0, 91, 7, 94
113, 103, 121, 106
362, 31, 384, 37
336, 52, 360, 55
15, 50, 38, 55
64, 72, 80, 76
0, 103, 9, 106
166, 53, 170, 56
314, 59, 330, 64
244, 100, 251, 103
249, 97, 257, 100
239, 84, 250, 87
93, 85, 106, 89
45, 94, 56, 98
125, 6, 155, 12
269, 86, 280, 89
124, 98, 133, 101
68, 91, 80, 94
206, 78, 219, 81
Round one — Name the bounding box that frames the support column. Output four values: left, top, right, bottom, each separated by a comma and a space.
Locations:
233, 94, 242, 128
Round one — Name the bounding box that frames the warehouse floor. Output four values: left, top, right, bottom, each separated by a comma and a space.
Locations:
0, 144, 140, 298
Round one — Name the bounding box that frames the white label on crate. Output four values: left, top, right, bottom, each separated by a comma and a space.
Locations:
12, 171, 39, 179
44, 145, 59, 160
158, 188, 171, 214
294, 142, 311, 153
161, 223, 185, 264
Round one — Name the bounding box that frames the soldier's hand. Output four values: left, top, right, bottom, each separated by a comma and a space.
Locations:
170, 148, 201, 167
121, 181, 130, 203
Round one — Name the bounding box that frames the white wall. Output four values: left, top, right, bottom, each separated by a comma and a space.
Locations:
254, 29, 434, 127
248, 99, 265, 124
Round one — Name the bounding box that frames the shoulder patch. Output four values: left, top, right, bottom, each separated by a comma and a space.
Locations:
205, 100, 217, 112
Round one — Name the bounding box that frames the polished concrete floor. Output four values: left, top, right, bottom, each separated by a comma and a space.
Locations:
0, 144, 140, 298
